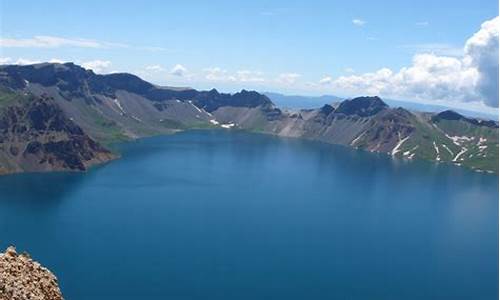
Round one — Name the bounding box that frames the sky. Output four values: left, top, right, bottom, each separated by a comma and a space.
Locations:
0, 0, 498, 114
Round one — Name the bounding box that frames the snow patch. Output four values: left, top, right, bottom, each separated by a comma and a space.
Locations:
446, 134, 475, 146
188, 100, 203, 113
221, 123, 235, 129
453, 148, 468, 162
350, 131, 366, 146
113, 98, 126, 115
131, 115, 142, 122
391, 134, 409, 156
477, 137, 487, 146
433, 141, 440, 161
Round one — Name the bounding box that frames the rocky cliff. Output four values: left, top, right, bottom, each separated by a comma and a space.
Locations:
0, 246, 63, 300
0, 62, 497, 173
213, 96, 498, 173
0, 89, 115, 175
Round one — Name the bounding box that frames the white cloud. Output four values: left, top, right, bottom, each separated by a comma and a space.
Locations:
146, 65, 165, 72
0, 57, 12, 64
14, 58, 41, 65
276, 73, 300, 85
203, 67, 265, 83
204, 67, 231, 81
82, 60, 112, 73
0, 35, 166, 52
0, 57, 46, 65
464, 16, 499, 107
352, 19, 366, 26
0, 36, 102, 48
170, 64, 187, 77
319, 76, 333, 85
236, 70, 265, 82
48, 58, 68, 63
0, 57, 68, 65
399, 43, 463, 56
327, 17, 499, 108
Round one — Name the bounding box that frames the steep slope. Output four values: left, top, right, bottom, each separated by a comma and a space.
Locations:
215, 96, 498, 173
0, 62, 497, 174
0, 63, 273, 143
429, 111, 499, 171
0, 89, 114, 175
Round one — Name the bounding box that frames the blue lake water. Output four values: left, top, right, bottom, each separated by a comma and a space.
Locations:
0, 130, 498, 300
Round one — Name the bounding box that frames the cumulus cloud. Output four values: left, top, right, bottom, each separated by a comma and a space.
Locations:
14, 58, 42, 65
82, 60, 112, 73
236, 70, 265, 82
0, 57, 12, 64
0, 57, 44, 65
464, 17, 499, 107
399, 43, 463, 56
327, 17, 499, 108
276, 73, 301, 85
204, 67, 231, 81
170, 64, 187, 77
319, 76, 333, 85
48, 58, 68, 63
0, 57, 68, 65
352, 19, 366, 26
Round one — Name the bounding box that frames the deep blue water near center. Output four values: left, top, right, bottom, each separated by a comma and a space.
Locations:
0, 130, 498, 300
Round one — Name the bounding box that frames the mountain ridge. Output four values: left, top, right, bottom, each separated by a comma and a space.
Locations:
0, 62, 497, 174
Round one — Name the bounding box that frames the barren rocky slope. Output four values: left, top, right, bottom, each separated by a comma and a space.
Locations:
0, 89, 114, 175
0, 62, 497, 174
213, 96, 498, 173
0, 246, 63, 300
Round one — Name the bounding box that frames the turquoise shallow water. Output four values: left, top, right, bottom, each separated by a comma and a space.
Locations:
0, 130, 498, 300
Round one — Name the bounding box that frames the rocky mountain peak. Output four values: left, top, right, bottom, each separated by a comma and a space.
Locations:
319, 104, 335, 115
434, 110, 464, 121
335, 96, 388, 117
434, 110, 498, 128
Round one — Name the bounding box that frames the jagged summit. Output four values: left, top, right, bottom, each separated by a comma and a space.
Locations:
434, 109, 498, 128
335, 96, 388, 117
0, 62, 497, 174
0, 63, 272, 109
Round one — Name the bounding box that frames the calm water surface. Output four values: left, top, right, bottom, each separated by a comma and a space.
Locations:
0, 130, 498, 300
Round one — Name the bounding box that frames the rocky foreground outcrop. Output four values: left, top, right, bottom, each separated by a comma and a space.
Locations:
0, 246, 63, 300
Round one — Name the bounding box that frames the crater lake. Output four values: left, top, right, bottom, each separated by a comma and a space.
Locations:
0, 130, 498, 300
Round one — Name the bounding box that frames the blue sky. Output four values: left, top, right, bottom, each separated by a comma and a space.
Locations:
0, 0, 498, 113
